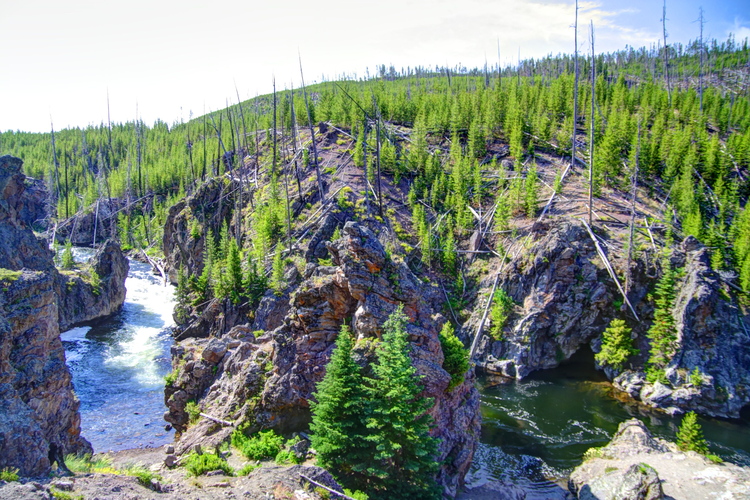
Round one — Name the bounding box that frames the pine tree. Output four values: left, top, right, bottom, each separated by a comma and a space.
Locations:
310, 326, 372, 490
647, 265, 678, 381
226, 238, 243, 305
270, 247, 285, 296
365, 306, 441, 499
676, 411, 709, 455
439, 323, 469, 390
595, 318, 638, 371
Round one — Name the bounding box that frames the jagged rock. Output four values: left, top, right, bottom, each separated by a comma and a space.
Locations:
0, 156, 95, 477
54, 198, 125, 246
569, 419, 750, 500
201, 338, 227, 364
575, 463, 663, 500
612, 238, 750, 418
166, 221, 481, 497
56, 239, 129, 331
471, 219, 614, 378
162, 176, 239, 284
18, 176, 48, 231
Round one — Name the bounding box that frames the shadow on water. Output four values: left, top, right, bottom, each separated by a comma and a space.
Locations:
61, 256, 176, 452
469, 345, 750, 488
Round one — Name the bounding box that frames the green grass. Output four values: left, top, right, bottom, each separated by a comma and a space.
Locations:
0, 467, 19, 482
0, 268, 22, 283
121, 464, 163, 489
237, 463, 261, 476
182, 453, 234, 477
64, 453, 114, 473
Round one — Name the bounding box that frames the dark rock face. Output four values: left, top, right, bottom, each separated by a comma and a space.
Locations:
469, 218, 750, 419
56, 239, 129, 331
0, 271, 92, 477
614, 239, 750, 418
471, 219, 614, 378
18, 176, 49, 231
0, 156, 55, 272
162, 176, 238, 284
54, 198, 124, 247
0, 155, 127, 476
165, 222, 481, 497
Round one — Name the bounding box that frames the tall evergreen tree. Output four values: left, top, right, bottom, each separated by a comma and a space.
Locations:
364, 306, 441, 499
310, 326, 372, 490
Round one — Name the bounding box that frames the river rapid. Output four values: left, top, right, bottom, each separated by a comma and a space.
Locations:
59, 248, 750, 485
61, 249, 176, 452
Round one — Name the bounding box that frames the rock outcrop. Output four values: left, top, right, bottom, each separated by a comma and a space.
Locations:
569, 419, 750, 499
468, 217, 750, 419
162, 176, 238, 284
56, 239, 129, 331
613, 237, 750, 418
0, 155, 128, 476
165, 222, 481, 498
0, 155, 93, 476
471, 219, 616, 379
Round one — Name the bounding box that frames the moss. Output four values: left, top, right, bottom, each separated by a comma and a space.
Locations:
0, 268, 22, 283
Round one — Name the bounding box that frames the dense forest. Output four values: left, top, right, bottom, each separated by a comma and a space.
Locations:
2, 34, 750, 296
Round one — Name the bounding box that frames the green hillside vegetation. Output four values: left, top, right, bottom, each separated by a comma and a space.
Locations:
2, 35, 750, 336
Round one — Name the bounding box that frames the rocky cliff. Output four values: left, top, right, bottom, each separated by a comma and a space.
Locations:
468, 217, 750, 419
164, 222, 481, 498
0, 155, 128, 476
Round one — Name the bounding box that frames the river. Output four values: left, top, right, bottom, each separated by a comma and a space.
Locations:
59, 248, 750, 481
467, 347, 750, 490
61, 248, 176, 452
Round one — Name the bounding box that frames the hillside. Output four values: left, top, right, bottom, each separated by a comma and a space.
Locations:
1, 36, 750, 498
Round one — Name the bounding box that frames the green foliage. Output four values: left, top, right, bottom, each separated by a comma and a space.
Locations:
524, 165, 539, 218
185, 400, 200, 424
63, 453, 114, 473
676, 411, 711, 456
237, 463, 260, 476
0, 268, 22, 283
490, 288, 514, 340
183, 452, 234, 477
49, 488, 84, 500
310, 325, 371, 488
363, 306, 441, 499
231, 429, 284, 461
310, 310, 441, 499
61, 240, 74, 269
121, 464, 163, 489
0, 467, 19, 482
689, 367, 705, 387
87, 268, 102, 296
647, 266, 678, 373
274, 449, 303, 465
595, 319, 638, 371
438, 323, 469, 390
344, 489, 369, 500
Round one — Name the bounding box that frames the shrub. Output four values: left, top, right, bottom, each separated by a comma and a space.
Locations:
231, 429, 284, 461
595, 319, 638, 371
61, 240, 75, 269
676, 411, 713, 458
185, 400, 201, 424
490, 288, 514, 340
238, 463, 260, 476
438, 323, 469, 390
183, 452, 234, 477
122, 464, 162, 489
274, 449, 303, 465
0, 467, 19, 482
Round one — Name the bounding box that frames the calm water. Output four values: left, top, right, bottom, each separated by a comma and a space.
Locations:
468, 348, 750, 488
61, 249, 176, 452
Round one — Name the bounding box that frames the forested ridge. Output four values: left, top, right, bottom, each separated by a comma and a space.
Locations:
2, 35, 750, 293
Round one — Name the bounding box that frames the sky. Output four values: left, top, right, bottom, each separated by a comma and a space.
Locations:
0, 0, 748, 134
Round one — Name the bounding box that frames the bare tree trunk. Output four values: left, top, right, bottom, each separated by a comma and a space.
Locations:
589, 21, 595, 227
299, 54, 325, 201
50, 119, 62, 218
699, 7, 704, 113
626, 119, 640, 294
572, 0, 579, 169
136, 106, 143, 198
289, 86, 303, 199
272, 78, 278, 179
662, 0, 671, 105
